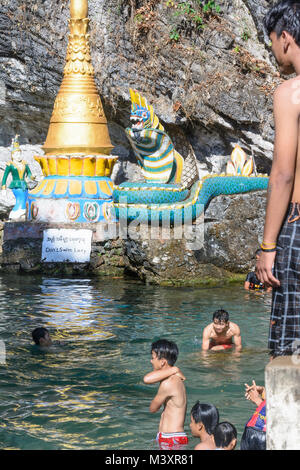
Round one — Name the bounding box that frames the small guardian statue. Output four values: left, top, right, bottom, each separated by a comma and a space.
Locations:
1, 135, 36, 220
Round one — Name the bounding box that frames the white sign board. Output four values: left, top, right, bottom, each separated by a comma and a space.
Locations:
42, 229, 92, 263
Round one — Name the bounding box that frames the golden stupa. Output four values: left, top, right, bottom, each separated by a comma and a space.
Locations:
44, 0, 113, 156
28, 0, 117, 223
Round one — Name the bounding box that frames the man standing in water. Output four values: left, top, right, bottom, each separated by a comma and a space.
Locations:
257, 0, 300, 358
202, 309, 242, 352
143, 339, 188, 449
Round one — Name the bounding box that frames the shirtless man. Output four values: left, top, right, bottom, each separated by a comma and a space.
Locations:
143, 339, 188, 449
202, 309, 242, 352
256, 1, 300, 358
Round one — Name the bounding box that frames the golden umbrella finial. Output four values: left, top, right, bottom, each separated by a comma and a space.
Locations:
70, 0, 88, 18
43, 0, 113, 156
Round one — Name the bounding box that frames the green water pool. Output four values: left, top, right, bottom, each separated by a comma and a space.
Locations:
0, 275, 271, 450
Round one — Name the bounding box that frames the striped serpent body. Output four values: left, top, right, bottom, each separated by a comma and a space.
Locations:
112, 175, 269, 224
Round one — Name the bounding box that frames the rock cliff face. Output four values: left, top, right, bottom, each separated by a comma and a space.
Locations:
123, 190, 266, 285
0, 0, 277, 279
0, 0, 278, 169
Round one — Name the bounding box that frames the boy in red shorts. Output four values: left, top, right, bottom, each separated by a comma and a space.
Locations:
202, 309, 242, 352
143, 339, 188, 449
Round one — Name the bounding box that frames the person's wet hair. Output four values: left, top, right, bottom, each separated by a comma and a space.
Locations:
264, 0, 300, 47
213, 422, 237, 448
240, 426, 266, 450
32, 327, 49, 346
213, 309, 229, 323
191, 402, 219, 435
151, 339, 178, 366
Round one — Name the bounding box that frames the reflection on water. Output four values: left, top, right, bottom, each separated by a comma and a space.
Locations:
0, 275, 271, 449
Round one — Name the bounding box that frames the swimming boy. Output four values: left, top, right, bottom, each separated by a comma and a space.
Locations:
143, 339, 188, 448
202, 309, 242, 352
190, 401, 219, 450
32, 327, 53, 348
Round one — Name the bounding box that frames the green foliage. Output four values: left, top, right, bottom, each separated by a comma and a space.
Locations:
167, 0, 221, 42
200, 0, 221, 14
169, 27, 181, 41
134, 13, 144, 22
242, 29, 251, 41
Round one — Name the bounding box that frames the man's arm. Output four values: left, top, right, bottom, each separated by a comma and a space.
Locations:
149, 381, 171, 413
202, 326, 211, 351
257, 83, 299, 287
233, 325, 242, 352
143, 367, 185, 384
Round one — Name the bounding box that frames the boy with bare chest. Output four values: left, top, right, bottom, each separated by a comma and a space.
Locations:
143, 339, 188, 449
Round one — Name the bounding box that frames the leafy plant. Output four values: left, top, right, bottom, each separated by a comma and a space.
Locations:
201, 0, 221, 13
242, 29, 251, 41
134, 13, 144, 22
170, 27, 181, 41
167, 0, 221, 42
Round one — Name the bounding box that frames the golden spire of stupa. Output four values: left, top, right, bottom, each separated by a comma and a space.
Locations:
43, 0, 113, 156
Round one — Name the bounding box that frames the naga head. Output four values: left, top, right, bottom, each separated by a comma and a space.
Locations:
128, 89, 164, 133
130, 103, 151, 130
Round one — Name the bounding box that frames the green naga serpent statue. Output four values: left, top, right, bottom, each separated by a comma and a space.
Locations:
112, 89, 269, 223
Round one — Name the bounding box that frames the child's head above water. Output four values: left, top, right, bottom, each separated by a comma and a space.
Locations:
151, 339, 178, 368
213, 422, 237, 450
190, 402, 219, 437
32, 327, 52, 347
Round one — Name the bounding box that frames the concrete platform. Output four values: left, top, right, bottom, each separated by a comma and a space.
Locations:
0, 221, 125, 276
265, 355, 300, 450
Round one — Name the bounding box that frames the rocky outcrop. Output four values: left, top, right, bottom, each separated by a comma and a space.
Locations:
0, 0, 278, 173
123, 190, 266, 285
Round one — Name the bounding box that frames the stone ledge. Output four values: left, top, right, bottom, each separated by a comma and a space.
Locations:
265, 356, 300, 450
3, 221, 119, 243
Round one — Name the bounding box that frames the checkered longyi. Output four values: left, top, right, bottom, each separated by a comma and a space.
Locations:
269, 203, 300, 357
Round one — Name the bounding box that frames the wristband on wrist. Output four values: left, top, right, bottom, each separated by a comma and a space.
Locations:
260, 244, 276, 252
261, 240, 276, 247
261, 240, 276, 250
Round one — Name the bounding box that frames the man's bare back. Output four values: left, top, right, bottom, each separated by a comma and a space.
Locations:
284, 77, 300, 203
